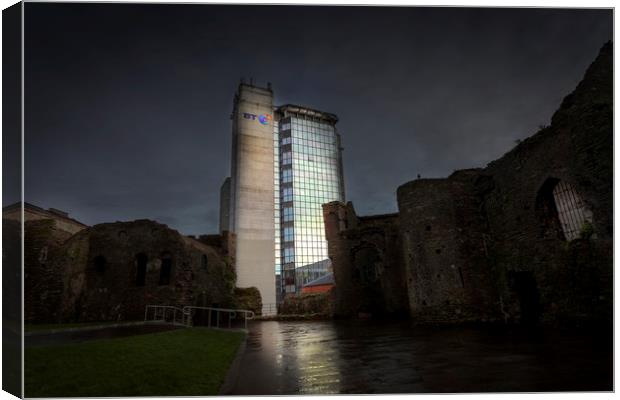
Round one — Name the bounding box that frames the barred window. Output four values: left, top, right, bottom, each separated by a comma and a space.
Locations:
552, 181, 593, 241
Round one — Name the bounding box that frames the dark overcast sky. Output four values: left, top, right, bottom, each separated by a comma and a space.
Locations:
21, 4, 612, 235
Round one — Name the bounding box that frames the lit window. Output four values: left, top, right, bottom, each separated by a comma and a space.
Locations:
281, 151, 292, 165
282, 168, 293, 183
282, 187, 293, 202
283, 226, 294, 241
283, 206, 294, 222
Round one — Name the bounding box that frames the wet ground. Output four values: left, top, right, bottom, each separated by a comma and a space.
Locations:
25, 324, 181, 347
229, 320, 613, 394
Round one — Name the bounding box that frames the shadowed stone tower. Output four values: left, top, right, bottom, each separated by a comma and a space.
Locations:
229, 82, 276, 312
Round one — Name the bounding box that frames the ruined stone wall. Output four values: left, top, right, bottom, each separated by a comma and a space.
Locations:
480, 42, 613, 325
3, 219, 22, 323
397, 170, 500, 323
323, 202, 409, 318
325, 42, 612, 326
24, 219, 74, 323
194, 231, 236, 269
33, 220, 236, 323
323, 202, 355, 316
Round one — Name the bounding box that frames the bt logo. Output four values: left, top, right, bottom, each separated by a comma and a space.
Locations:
258, 114, 273, 125
243, 112, 272, 125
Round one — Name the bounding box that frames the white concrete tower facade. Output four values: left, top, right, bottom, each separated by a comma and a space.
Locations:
229, 82, 276, 313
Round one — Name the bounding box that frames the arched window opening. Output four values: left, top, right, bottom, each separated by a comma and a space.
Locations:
201, 254, 208, 271
552, 181, 593, 241
93, 255, 106, 273
135, 253, 147, 286
537, 178, 593, 241
159, 252, 172, 285
353, 246, 381, 284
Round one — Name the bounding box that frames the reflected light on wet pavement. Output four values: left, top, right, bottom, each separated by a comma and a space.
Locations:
229, 320, 612, 395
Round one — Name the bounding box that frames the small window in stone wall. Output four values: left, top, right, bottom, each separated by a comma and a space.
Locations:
159, 252, 172, 285
93, 256, 107, 274
552, 181, 593, 241
201, 254, 208, 271
94, 255, 106, 273
135, 253, 147, 286
39, 246, 48, 263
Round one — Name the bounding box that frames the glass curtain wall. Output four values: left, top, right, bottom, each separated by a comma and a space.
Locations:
277, 113, 344, 296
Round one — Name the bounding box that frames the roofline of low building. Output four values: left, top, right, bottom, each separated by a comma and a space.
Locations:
3, 201, 89, 228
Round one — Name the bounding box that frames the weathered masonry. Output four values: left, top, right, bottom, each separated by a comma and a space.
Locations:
9, 207, 240, 323
324, 42, 612, 325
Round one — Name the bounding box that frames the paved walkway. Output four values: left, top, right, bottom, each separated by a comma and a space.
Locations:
228, 320, 612, 394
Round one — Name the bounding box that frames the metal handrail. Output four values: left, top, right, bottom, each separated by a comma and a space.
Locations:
182, 306, 255, 330
144, 304, 255, 330
144, 305, 189, 326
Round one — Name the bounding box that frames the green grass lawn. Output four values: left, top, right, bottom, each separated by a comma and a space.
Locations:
25, 328, 245, 397
25, 320, 140, 332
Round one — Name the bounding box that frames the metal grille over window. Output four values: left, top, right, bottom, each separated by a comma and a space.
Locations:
552, 181, 593, 241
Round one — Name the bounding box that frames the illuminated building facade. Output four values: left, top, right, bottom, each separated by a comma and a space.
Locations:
275, 105, 345, 297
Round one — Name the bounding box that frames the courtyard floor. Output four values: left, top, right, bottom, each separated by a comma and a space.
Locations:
227, 320, 613, 394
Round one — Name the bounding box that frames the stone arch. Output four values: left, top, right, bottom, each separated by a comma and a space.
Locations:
351, 243, 383, 284
351, 243, 385, 314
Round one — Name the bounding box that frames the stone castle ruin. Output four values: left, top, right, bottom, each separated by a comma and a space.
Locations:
6, 203, 246, 324
323, 42, 612, 325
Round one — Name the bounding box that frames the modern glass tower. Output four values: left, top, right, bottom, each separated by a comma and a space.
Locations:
225, 82, 344, 310
274, 105, 345, 298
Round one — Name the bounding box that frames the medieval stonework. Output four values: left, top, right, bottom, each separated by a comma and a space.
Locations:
324, 42, 612, 325
323, 202, 409, 318
16, 214, 239, 324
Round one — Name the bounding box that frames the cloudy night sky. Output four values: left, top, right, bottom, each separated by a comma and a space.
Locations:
21, 4, 612, 235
